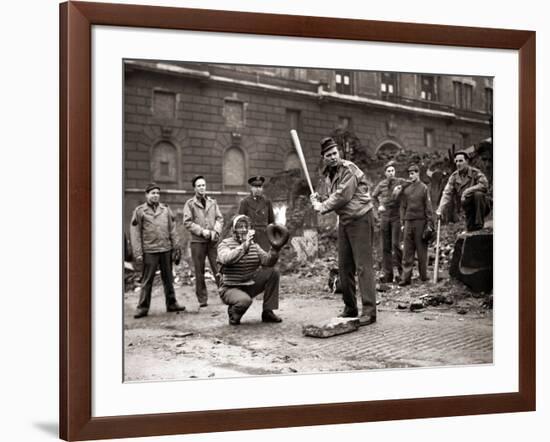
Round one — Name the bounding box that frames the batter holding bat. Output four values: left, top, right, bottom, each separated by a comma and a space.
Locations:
295, 134, 377, 326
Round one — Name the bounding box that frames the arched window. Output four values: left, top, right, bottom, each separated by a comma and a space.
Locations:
376, 141, 402, 159
223, 146, 246, 190
284, 152, 301, 171
151, 141, 177, 183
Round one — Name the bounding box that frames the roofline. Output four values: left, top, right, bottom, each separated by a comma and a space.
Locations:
125, 60, 491, 125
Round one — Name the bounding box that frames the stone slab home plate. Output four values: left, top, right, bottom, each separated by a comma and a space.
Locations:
302, 317, 360, 338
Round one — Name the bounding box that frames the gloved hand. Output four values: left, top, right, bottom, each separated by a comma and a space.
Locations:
172, 248, 181, 265
266, 223, 290, 251
134, 255, 143, 273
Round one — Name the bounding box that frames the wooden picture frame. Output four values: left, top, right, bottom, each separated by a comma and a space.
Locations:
60, 1, 536, 440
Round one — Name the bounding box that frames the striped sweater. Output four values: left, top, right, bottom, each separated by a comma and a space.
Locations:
217, 237, 278, 286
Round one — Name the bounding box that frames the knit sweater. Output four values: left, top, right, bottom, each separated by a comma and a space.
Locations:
400, 180, 434, 222
217, 237, 278, 286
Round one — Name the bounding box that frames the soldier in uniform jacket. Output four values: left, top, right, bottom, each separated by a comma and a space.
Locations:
372, 161, 407, 283
310, 137, 377, 326
238, 176, 275, 252
436, 151, 490, 231
183, 175, 224, 308
130, 183, 186, 319
398, 164, 434, 286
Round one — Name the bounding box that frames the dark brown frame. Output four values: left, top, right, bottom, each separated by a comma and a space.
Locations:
60, 1, 536, 440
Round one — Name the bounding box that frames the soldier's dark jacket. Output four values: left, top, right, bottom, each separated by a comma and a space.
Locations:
372, 177, 407, 220
318, 159, 373, 224
130, 203, 179, 258
400, 181, 434, 223
238, 195, 275, 229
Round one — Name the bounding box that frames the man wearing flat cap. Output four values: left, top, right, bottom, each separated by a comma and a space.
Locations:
372, 161, 407, 283
183, 175, 224, 307
399, 164, 434, 286
310, 137, 377, 326
130, 183, 186, 319
238, 175, 275, 252
436, 151, 490, 231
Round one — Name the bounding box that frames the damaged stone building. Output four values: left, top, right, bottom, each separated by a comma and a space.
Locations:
124, 60, 493, 233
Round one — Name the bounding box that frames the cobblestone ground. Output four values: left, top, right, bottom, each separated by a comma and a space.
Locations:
124, 272, 492, 382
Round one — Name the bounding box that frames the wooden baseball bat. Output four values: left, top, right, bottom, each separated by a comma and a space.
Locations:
433, 217, 441, 283
290, 129, 315, 195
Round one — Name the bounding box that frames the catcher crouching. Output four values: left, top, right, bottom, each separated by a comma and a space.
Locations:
217, 215, 289, 325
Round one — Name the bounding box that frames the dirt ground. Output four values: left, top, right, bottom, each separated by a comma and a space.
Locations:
124, 269, 493, 382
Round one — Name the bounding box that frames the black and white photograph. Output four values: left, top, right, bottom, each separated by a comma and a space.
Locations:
123, 60, 494, 382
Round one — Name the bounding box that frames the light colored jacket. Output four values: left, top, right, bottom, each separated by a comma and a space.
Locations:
318, 159, 373, 225
130, 203, 179, 258
183, 196, 224, 243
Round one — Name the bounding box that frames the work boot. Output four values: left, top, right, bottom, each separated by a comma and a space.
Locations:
133, 309, 148, 319
228, 306, 242, 325
261, 310, 282, 323
199, 302, 208, 308
359, 315, 376, 326
379, 275, 393, 284
338, 308, 359, 318
398, 279, 411, 287
167, 302, 186, 313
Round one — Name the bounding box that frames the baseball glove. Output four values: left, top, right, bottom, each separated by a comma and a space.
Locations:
266, 223, 290, 251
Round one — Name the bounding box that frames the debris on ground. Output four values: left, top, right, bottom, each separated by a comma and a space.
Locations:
303, 317, 360, 338
171, 332, 194, 338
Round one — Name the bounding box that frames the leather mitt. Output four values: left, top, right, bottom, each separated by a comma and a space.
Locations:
266, 223, 290, 251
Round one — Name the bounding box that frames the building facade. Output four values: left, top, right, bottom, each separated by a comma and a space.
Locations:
124, 61, 492, 227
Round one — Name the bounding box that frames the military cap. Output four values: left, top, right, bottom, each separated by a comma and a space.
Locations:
407, 164, 420, 173
145, 183, 160, 193
191, 175, 205, 187
320, 137, 339, 155
453, 150, 470, 160
247, 176, 265, 186
384, 160, 396, 171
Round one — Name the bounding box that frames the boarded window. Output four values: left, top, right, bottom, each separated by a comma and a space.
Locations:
151, 142, 177, 182
286, 109, 301, 131
424, 128, 434, 148
153, 90, 176, 119
453, 82, 463, 108
463, 84, 473, 109
461, 133, 471, 149
224, 100, 245, 127
223, 146, 246, 188
284, 152, 301, 171
338, 116, 351, 130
